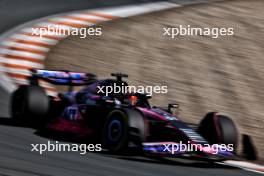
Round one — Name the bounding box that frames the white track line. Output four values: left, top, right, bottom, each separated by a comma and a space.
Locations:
0, 48, 45, 59
50, 17, 94, 26
91, 2, 179, 17
220, 160, 264, 174
0, 57, 43, 68
3, 68, 31, 76
35, 22, 75, 30
10, 34, 58, 45
1, 41, 49, 52
69, 14, 109, 21
9, 77, 29, 85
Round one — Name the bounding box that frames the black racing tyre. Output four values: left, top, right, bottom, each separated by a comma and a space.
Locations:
11, 85, 49, 124
197, 112, 238, 151
102, 110, 129, 153
101, 109, 146, 153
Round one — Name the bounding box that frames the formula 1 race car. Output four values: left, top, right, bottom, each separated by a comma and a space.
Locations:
11, 69, 238, 160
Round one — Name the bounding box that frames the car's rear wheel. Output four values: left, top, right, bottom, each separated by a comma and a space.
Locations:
197, 112, 238, 151
11, 85, 50, 125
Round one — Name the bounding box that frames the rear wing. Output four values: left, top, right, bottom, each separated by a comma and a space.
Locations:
29, 69, 97, 86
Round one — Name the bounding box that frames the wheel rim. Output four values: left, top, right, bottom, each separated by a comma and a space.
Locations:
107, 119, 122, 143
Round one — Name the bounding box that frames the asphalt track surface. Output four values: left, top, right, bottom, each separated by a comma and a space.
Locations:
0, 122, 260, 176
0, 0, 262, 176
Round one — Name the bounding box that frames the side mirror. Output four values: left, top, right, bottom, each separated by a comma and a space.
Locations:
168, 103, 180, 116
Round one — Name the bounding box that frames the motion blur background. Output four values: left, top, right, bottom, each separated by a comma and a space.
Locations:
46, 0, 264, 161
0, 0, 263, 175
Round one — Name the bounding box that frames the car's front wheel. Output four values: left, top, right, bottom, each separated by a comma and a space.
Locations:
101, 109, 146, 154
197, 112, 238, 152
101, 110, 129, 153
